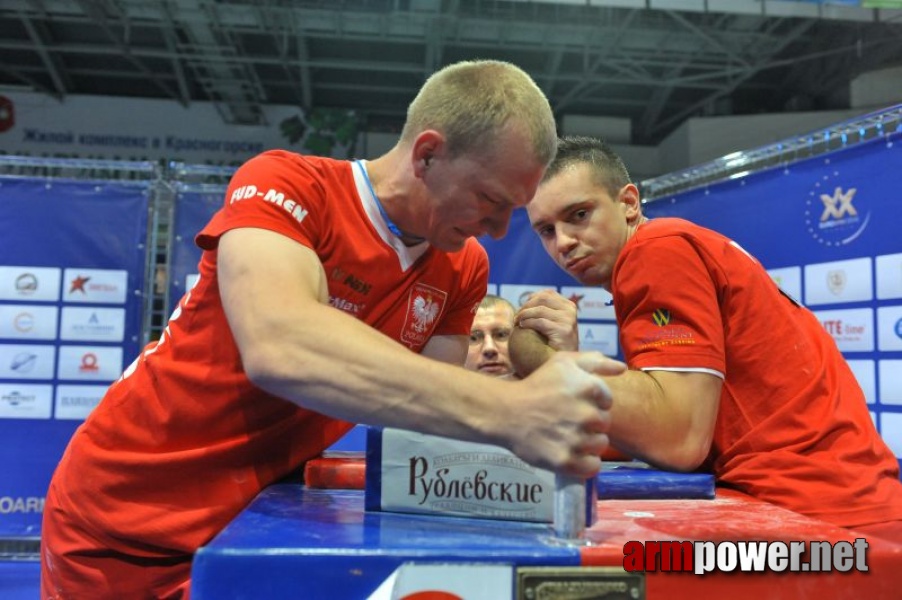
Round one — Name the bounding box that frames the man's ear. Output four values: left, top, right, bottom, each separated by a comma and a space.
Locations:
618, 183, 642, 223
411, 130, 445, 178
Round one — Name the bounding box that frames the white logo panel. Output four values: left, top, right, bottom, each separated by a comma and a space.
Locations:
63, 268, 129, 304
0, 305, 59, 340
59, 307, 126, 342
813, 308, 873, 352
579, 323, 619, 357
879, 413, 902, 458
54, 385, 108, 420
877, 305, 902, 352
0, 266, 61, 302
562, 286, 615, 320
0, 383, 53, 419
876, 253, 902, 301
0, 344, 56, 380
57, 346, 123, 381
879, 361, 902, 406
767, 266, 802, 304
846, 360, 875, 405
804, 257, 872, 306
498, 283, 557, 308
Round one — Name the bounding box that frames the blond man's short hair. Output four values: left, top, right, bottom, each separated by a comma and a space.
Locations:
478, 294, 515, 315
401, 60, 557, 166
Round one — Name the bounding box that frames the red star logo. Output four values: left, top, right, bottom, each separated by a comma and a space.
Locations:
70, 275, 90, 293
568, 293, 584, 310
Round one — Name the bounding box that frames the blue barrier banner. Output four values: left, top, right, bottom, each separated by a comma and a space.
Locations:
0, 177, 149, 536
168, 186, 225, 314
478, 209, 569, 287
644, 133, 902, 455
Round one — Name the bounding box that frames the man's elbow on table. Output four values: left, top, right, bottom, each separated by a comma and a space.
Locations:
645, 433, 713, 473
613, 368, 721, 474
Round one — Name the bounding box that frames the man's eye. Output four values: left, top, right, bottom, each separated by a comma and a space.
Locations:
494, 330, 511, 341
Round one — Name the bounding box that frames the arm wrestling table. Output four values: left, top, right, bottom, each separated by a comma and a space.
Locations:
191, 482, 902, 599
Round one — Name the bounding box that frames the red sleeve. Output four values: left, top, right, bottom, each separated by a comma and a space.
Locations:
195, 151, 326, 251
432, 239, 489, 337
613, 234, 725, 373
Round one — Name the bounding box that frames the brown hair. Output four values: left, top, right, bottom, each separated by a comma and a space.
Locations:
543, 135, 632, 197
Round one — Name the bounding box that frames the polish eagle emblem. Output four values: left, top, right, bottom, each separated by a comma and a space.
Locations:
401, 283, 448, 348
411, 293, 440, 332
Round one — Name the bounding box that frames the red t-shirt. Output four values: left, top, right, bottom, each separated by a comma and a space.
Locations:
613, 217, 902, 528
50, 151, 488, 554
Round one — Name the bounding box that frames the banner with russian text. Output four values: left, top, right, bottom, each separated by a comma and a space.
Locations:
0, 91, 361, 167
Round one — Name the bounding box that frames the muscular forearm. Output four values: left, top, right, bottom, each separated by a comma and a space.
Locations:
216, 228, 496, 444
507, 289, 719, 471
245, 303, 629, 478
244, 301, 510, 445
602, 369, 718, 472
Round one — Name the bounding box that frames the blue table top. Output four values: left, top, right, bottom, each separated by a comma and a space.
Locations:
192, 484, 582, 599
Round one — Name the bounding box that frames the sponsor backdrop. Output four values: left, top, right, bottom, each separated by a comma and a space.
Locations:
0, 176, 150, 536
642, 132, 902, 458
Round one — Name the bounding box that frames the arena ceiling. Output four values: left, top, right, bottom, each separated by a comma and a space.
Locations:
1, 0, 901, 145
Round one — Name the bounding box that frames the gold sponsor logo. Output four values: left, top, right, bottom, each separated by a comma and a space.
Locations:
652, 308, 671, 327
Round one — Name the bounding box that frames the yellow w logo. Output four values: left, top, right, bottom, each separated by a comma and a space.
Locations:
652, 309, 671, 327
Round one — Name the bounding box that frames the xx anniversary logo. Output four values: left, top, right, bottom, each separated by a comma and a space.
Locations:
805, 169, 871, 247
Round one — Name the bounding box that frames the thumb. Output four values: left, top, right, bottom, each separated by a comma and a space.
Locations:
573, 351, 627, 377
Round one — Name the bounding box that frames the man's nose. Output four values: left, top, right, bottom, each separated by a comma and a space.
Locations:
482, 335, 499, 355
483, 206, 514, 239
556, 227, 578, 254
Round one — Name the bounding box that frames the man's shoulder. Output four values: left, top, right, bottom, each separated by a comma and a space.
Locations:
638, 217, 725, 247
233, 151, 356, 208
641, 217, 698, 235
244, 150, 349, 177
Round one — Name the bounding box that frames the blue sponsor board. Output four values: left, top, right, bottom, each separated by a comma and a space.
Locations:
0, 177, 149, 536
